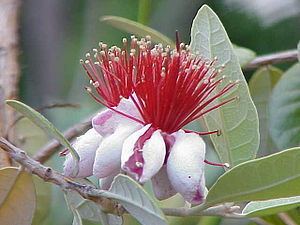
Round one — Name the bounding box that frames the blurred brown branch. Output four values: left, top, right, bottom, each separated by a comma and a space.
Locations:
0, 0, 21, 167
244, 49, 298, 69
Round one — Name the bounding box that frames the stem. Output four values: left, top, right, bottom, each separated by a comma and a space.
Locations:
0, 137, 244, 218
137, 0, 152, 25
244, 49, 298, 70
278, 212, 298, 225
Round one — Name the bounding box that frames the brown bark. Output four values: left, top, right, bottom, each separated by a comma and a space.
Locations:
0, 0, 21, 167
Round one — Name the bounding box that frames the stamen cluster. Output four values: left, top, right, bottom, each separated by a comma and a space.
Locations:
81, 36, 236, 133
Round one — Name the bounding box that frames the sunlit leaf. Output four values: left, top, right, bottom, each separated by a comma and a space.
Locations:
101, 174, 167, 225
6, 100, 79, 175
205, 147, 300, 207
0, 167, 36, 225
242, 196, 300, 217
249, 66, 282, 155
233, 44, 256, 67
190, 4, 259, 166
269, 63, 300, 149
101, 16, 174, 46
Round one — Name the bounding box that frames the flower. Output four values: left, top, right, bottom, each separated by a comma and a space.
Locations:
64, 35, 235, 204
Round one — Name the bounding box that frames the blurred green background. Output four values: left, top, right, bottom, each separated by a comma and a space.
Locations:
17, 1, 300, 224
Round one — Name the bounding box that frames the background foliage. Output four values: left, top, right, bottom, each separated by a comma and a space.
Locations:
4, 1, 300, 225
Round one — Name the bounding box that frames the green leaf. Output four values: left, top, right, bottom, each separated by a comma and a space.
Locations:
190, 4, 259, 166
297, 41, 300, 62
242, 196, 300, 217
0, 167, 36, 225
205, 147, 300, 207
101, 174, 167, 225
249, 66, 282, 155
6, 100, 79, 175
100, 16, 174, 46
72, 209, 83, 225
269, 63, 300, 149
233, 44, 256, 67
64, 179, 122, 225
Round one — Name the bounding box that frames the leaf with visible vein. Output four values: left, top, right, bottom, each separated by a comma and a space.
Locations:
101, 174, 167, 225
204, 147, 300, 207
190, 5, 259, 166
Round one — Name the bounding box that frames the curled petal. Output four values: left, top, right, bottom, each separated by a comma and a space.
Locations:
151, 165, 177, 200
63, 128, 102, 178
167, 130, 206, 204
121, 125, 166, 183
93, 124, 141, 178
92, 98, 142, 137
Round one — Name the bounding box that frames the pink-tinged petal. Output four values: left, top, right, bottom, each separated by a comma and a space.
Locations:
63, 128, 102, 178
92, 98, 142, 137
167, 130, 206, 204
151, 165, 177, 200
99, 171, 119, 190
93, 124, 142, 178
121, 125, 166, 183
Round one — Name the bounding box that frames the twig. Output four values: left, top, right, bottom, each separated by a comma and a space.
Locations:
278, 212, 298, 225
162, 203, 242, 218
244, 49, 298, 69
0, 137, 244, 218
0, 137, 118, 214
33, 120, 92, 163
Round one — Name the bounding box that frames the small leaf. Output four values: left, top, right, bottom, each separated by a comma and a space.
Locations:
72, 209, 83, 225
269, 63, 300, 149
190, 4, 259, 166
249, 66, 282, 155
233, 44, 256, 67
205, 147, 300, 207
101, 174, 167, 225
242, 196, 300, 217
0, 167, 36, 225
6, 100, 79, 175
100, 16, 174, 46
64, 179, 123, 225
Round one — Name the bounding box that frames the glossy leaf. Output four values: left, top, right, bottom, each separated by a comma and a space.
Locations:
205, 147, 300, 207
0, 167, 36, 225
233, 44, 256, 67
242, 196, 300, 217
190, 5, 259, 166
6, 100, 79, 175
100, 16, 174, 46
101, 174, 167, 225
269, 63, 300, 149
249, 66, 282, 155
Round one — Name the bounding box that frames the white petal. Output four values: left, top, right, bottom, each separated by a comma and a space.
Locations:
93, 124, 141, 178
151, 165, 177, 200
92, 98, 142, 137
63, 128, 102, 178
99, 171, 119, 190
121, 125, 166, 183
167, 130, 206, 204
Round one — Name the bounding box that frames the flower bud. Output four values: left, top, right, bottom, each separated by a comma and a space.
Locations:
63, 128, 102, 178
167, 130, 206, 204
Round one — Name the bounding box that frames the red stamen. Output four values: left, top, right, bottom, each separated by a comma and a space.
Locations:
204, 159, 230, 168
81, 36, 237, 134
